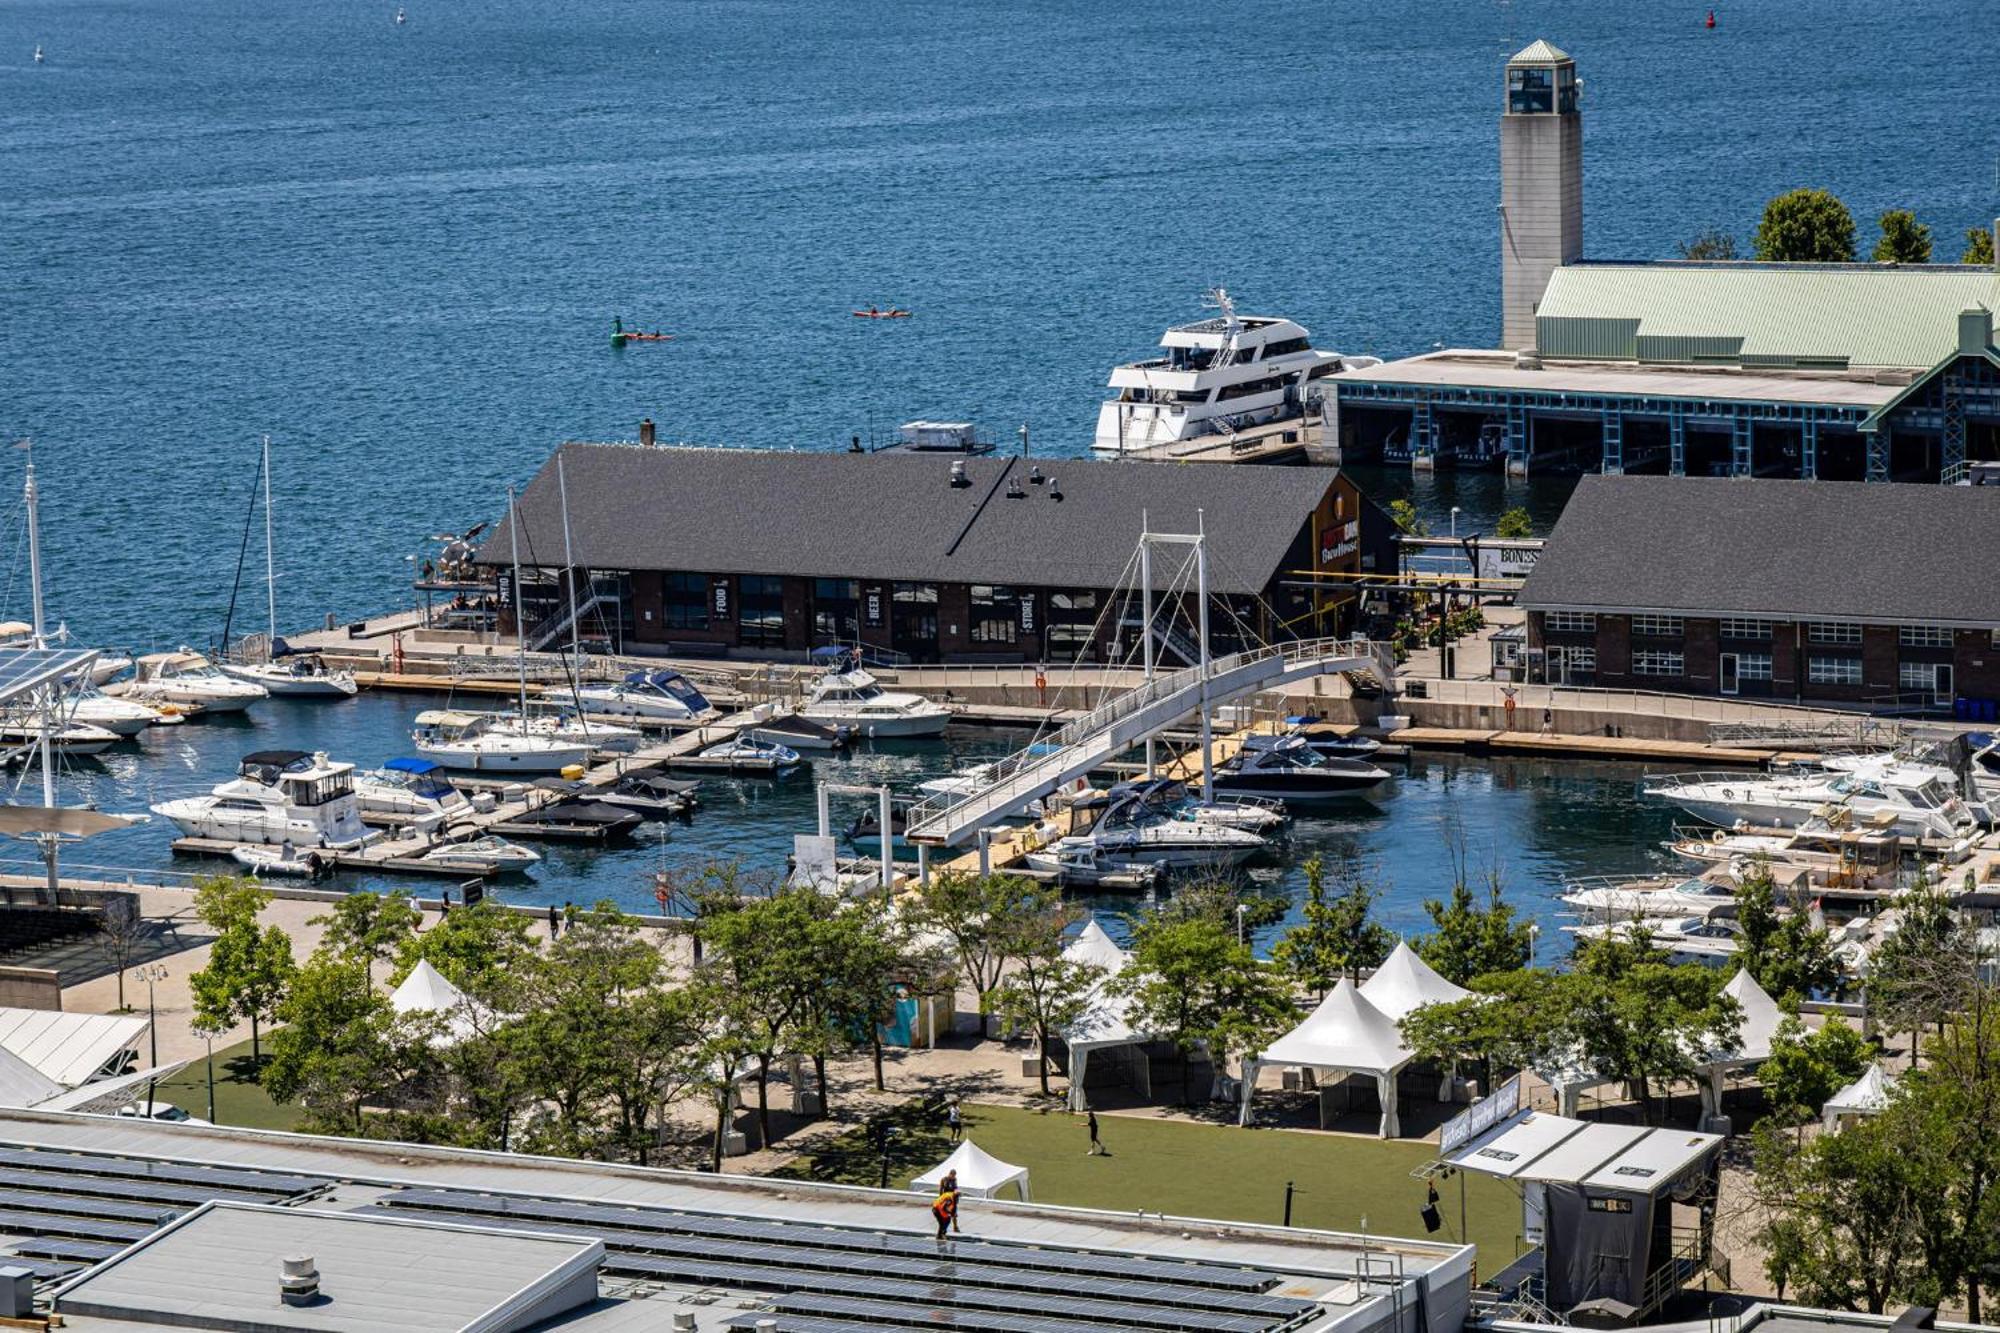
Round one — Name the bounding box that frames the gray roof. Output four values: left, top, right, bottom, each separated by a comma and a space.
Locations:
479, 445, 1339, 595
1520, 475, 2000, 626
1508, 38, 1572, 65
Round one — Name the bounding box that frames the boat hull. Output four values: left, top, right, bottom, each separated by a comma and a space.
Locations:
800, 709, 949, 739
414, 743, 590, 773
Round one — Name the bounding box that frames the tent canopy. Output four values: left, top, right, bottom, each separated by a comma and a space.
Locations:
390, 959, 469, 1015
1064, 919, 1130, 974
1260, 980, 1412, 1074
34, 1060, 195, 1114
1824, 1063, 1897, 1126
1059, 917, 1149, 1111
1708, 967, 1785, 1068
911, 1139, 1030, 1201
0, 1043, 63, 1108
1360, 941, 1472, 1021
0, 1007, 148, 1086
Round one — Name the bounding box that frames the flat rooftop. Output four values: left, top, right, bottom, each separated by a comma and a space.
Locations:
0, 1109, 1471, 1333
1337, 350, 1908, 410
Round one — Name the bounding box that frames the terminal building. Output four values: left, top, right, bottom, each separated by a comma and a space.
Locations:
1333, 40, 2000, 483
1517, 475, 2000, 713
481, 443, 1394, 664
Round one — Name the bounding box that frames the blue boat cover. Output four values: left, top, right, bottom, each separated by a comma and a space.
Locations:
383, 756, 443, 774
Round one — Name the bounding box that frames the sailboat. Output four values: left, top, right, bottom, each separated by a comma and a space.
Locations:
218, 437, 358, 698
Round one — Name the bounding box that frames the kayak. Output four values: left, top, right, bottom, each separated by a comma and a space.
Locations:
853, 309, 913, 319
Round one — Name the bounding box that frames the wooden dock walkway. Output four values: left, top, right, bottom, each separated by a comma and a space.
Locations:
1389, 727, 1794, 766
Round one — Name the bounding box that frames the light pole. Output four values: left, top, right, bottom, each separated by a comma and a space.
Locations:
1450, 506, 1462, 539
193, 1022, 221, 1124
136, 963, 168, 1119
1528, 922, 1541, 968
1235, 902, 1248, 948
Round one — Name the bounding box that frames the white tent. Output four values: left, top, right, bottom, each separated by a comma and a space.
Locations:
911, 1139, 1031, 1201
33, 1060, 195, 1115
1360, 941, 1472, 1020
0, 1007, 149, 1086
1823, 1063, 1897, 1131
1239, 980, 1413, 1137
0, 1043, 62, 1108
390, 960, 487, 1046
1059, 919, 1152, 1112
1697, 968, 1786, 1119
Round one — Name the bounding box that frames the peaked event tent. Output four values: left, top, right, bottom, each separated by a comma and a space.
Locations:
0, 1043, 62, 1108
1361, 942, 1472, 1104
1823, 1063, 1898, 1130
0, 1007, 149, 1086
390, 960, 484, 1045
1060, 919, 1149, 1112
1698, 968, 1786, 1118
1239, 979, 1414, 1137
911, 1139, 1032, 1201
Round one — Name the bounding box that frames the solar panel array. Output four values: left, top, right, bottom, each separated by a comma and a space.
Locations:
0, 1145, 324, 1285
371, 1186, 1323, 1333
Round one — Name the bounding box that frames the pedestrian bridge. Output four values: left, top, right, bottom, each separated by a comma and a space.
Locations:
904, 636, 1393, 848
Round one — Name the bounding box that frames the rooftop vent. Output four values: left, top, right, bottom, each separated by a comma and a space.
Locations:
672, 1315, 697, 1332
949, 460, 970, 488
1028, 465, 1045, 485
1006, 476, 1026, 498
1513, 348, 1543, 370
1047, 476, 1062, 501
280, 1254, 321, 1308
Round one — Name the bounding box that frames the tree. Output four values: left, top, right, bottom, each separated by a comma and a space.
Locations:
1898, 977, 2000, 1320
1872, 209, 1932, 264
1760, 1014, 1869, 1139
912, 872, 1044, 1018
1115, 914, 1293, 1105
1386, 499, 1428, 537
1964, 226, 1996, 266
1272, 856, 1392, 994
261, 953, 432, 1135
1868, 870, 1975, 1060
392, 898, 535, 1002
598, 983, 704, 1166
696, 886, 829, 1148
1751, 1114, 1933, 1312
1494, 507, 1533, 539
1754, 188, 1857, 262
1677, 227, 1739, 261
313, 891, 421, 985
192, 874, 270, 935
991, 901, 1104, 1098
1414, 873, 1532, 987
1402, 967, 1567, 1090
190, 916, 296, 1062
1565, 928, 1743, 1120
1734, 864, 1841, 1004
96, 894, 147, 1011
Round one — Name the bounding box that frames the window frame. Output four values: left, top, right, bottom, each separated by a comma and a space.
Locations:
1630, 615, 1685, 639
1630, 650, 1685, 677
1807, 655, 1864, 686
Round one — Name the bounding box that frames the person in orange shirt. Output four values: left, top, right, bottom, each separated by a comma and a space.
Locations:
931, 1178, 961, 1241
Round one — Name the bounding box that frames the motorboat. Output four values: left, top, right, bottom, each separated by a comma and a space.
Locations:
696, 734, 803, 772
590, 773, 700, 818
354, 757, 472, 824
418, 836, 541, 873
570, 669, 716, 722
1020, 841, 1164, 892
1560, 873, 1740, 923
231, 844, 332, 880
796, 666, 950, 739
1037, 785, 1266, 871
219, 651, 358, 698
1280, 718, 1384, 760
0, 719, 122, 758
754, 710, 855, 752
150, 750, 377, 849
489, 708, 643, 754
113, 651, 267, 713
1566, 915, 1744, 966
1212, 735, 1389, 802
845, 807, 913, 860
919, 763, 1044, 820
81, 653, 132, 687
1099, 777, 1287, 834
1643, 764, 1980, 840
63, 688, 164, 737
1665, 817, 1908, 891
1092, 289, 1381, 456
412, 709, 590, 773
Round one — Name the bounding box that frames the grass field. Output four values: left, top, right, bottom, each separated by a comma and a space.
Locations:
771, 1100, 1525, 1264
147, 1038, 305, 1133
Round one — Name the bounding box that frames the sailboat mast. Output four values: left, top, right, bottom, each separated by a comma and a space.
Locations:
555, 455, 589, 740
506, 485, 528, 716
261, 435, 277, 655
23, 455, 55, 815
1196, 509, 1213, 805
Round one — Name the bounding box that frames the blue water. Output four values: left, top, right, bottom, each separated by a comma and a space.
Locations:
0, 0, 1983, 925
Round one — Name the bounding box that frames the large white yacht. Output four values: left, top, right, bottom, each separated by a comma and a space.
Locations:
1091, 290, 1380, 455
114, 651, 268, 713
1029, 784, 1266, 872
797, 666, 950, 739
569, 669, 716, 722
150, 750, 376, 849
1644, 763, 1980, 841
411, 709, 591, 773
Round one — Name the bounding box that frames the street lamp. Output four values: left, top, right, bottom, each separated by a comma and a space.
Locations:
1528, 922, 1541, 968
1450, 506, 1462, 539
192, 1021, 222, 1124
1235, 902, 1249, 948
135, 963, 168, 1119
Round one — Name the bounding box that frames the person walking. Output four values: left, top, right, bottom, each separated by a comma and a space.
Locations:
547, 904, 560, 939
930, 1181, 960, 1242
946, 1099, 962, 1143
1086, 1110, 1106, 1156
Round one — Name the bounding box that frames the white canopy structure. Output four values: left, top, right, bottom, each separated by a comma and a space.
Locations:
1239, 980, 1413, 1137
389, 960, 486, 1046
911, 1139, 1031, 1201
0, 1006, 149, 1086
32, 1060, 195, 1115
1359, 941, 1471, 1021
1059, 919, 1151, 1112
0, 1044, 62, 1108
1823, 1063, 1897, 1130
1698, 968, 1786, 1118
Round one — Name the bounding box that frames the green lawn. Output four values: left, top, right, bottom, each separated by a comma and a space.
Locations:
771, 1101, 1526, 1265
148, 1038, 305, 1133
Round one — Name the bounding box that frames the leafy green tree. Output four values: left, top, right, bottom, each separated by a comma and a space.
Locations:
261, 953, 434, 1135
1872, 209, 1932, 263
1386, 499, 1428, 537
1414, 874, 1532, 987
1676, 227, 1739, 260
1734, 864, 1841, 1004
1116, 914, 1293, 1105
1494, 507, 1533, 539
313, 891, 421, 985
697, 886, 830, 1147
794, 897, 931, 1109
1868, 870, 1975, 1061
1760, 1014, 1870, 1139
687, 963, 768, 1170
1965, 226, 1996, 265
1402, 967, 1567, 1090
1898, 977, 2000, 1320
192, 874, 271, 934
1272, 856, 1393, 995
992, 902, 1104, 1098
1751, 1113, 1932, 1312
912, 872, 1045, 1018
392, 898, 536, 1001
598, 983, 704, 1166
190, 915, 296, 1062
1566, 928, 1742, 1120
1754, 188, 1857, 262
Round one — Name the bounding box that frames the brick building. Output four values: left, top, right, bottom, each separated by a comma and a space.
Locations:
480, 444, 1392, 665
1519, 475, 2000, 714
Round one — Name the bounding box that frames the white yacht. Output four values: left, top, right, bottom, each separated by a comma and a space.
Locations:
1644, 764, 1979, 841
220, 652, 357, 698
1034, 785, 1266, 871
697, 733, 803, 771
150, 750, 376, 849
490, 708, 643, 754
82, 653, 132, 687
412, 710, 591, 773
1560, 873, 1740, 923
0, 719, 121, 757
0, 687, 158, 739
570, 669, 715, 722
797, 666, 950, 738
114, 651, 268, 713
419, 836, 542, 873
1092, 290, 1381, 456
1566, 915, 1744, 966
353, 757, 472, 824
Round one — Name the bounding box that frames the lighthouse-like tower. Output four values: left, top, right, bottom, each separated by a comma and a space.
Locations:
1499, 40, 1582, 351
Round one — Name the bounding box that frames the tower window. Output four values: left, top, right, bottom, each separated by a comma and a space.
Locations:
1509, 66, 1553, 114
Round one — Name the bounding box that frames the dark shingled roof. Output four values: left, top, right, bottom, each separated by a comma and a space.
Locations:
480, 444, 1340, 595
1520, 474, 2000, 626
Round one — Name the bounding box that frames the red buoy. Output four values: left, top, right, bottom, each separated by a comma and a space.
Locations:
1705, 9, 1716, 26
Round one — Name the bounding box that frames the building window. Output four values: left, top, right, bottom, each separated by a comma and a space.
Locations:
1720, 618, 1773, 640
1733, 654, 1774, 681
1809, 622, 1862, 645
1046, 589, 1100, 661
1545, 611, 1597, 635
812, 579, 860, 643
1899, 625, 1952, 648
737, 575, 787, 648
660, 573, 708, 631
1899, 662, 1948, 693
1808, 656, 1863, 686
1548, 646, 1596, 682
1631, 650, 1684, 677
1508, 65, 1553, 114
1631, 615, 1684, 638
891, 582, 939, 647
969, 585, 1019, 646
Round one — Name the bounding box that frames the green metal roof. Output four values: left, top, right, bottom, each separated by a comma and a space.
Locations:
1508, 39, 1572, 66
1536, 263, 2000, 369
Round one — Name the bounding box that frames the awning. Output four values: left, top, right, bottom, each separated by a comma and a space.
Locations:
0, 1007, 150, 1086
